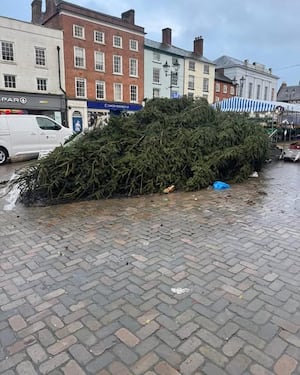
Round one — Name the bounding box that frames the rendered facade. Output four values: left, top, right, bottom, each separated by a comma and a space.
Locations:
214, 55, 278, 102
0, 16, 66, 123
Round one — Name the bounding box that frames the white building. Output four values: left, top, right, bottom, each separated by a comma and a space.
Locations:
0, 16, 66, 124
214, 56, 278, 102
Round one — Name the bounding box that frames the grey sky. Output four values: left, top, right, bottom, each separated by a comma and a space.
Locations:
1, 0, 299, 86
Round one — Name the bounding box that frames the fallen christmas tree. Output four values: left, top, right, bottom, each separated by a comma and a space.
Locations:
16, 97, 269, 206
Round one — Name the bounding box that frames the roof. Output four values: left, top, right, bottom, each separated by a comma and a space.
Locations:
277, 85, 300, 102
214, 55, 243, 68
144, 38, 215, 64
215, 69, 233, 83
48, 1, 144, 34
214, 55, 279, 79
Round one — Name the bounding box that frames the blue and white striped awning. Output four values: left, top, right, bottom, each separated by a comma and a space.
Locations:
213, 97, 300, 113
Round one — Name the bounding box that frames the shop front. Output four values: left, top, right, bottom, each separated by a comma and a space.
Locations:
0, 91, 66, 125
87, 100, 142, 128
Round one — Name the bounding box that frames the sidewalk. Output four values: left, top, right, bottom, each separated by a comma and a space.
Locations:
0, 162, 300, 374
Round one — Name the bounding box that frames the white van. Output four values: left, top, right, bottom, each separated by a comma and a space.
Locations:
0, 115, 73, 164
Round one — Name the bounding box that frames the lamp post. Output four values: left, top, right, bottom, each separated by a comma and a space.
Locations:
163, 59, 180, 98
232, 76, 238, 96
239, 76, 245, 97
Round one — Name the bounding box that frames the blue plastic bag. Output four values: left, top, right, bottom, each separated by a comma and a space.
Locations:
213, 181, 230, 190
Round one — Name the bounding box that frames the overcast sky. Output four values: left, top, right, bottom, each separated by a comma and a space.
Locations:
2, 0, 300, 86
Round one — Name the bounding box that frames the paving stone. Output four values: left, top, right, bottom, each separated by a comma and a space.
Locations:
62, 360, 85, 375
222, 337, 245, 357
39, 353, 70, 374
274, 354, 298, 375
265, 337, 288, 358
200, 345, 229, 368
68, 343, 93, 365
115, 327, 140, 347
226, 354, 252, 375
16, 360, 39, 375
26, 343, 48, 364
154, 361, 181, 375
8, 315, 27, 332
177, 336, 202, 356
131, 352, 160, 375
180, 352, 205, 374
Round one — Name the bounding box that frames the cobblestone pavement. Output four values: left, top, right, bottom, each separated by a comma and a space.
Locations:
0, 161, 300, 374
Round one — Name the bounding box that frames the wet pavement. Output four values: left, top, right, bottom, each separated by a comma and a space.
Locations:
0, 160, 300, 374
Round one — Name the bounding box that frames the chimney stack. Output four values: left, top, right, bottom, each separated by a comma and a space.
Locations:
162, 28, 172, 45
31, 0, 42, 24
193, 36, 203, 56
121, 9, 135, 25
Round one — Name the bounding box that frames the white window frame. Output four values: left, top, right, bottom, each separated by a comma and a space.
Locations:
114, 83, 123, 101
223, 84, 228, 94
130, 85, 138, 103
75, 77, 86, 98
96, 80, 106, 100
203, 78, 209, 92
37, 78, 47, 91
129, 58, 138, 77
188, 75, 195, 90
94, 30, 105, 44
73, 25, 85, 39
203, 64, 209, 74
153, 88, 160, 98
113, 55, 122, 74
230, 86, 235, 95
153, 68, 160, 83
113, 35, 122, 48
1, 41, 14, 61
74, 47, 86, 68
35, 47, 46, 66
4, 74, 16, 88
129, 39, 138, 51
153, 52, 160, 62
95, 51, 105, 72
216, 82, 220, 93
189, 61, 195, 71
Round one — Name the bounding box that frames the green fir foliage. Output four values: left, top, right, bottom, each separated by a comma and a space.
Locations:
16, 98, 269, 205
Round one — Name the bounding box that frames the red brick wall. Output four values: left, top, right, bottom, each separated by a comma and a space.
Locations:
214, 80, 237, 103
46, 14, 144, 104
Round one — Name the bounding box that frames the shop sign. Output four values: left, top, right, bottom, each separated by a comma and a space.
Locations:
0, 96, 27, 104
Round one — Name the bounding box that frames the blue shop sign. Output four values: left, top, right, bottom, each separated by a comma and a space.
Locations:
88, 101, 142, 112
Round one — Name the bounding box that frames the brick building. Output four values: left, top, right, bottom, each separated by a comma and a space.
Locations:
214, 69, 237, 103
31, 0, 145, 130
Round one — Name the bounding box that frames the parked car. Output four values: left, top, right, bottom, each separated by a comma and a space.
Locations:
0, 115, 73, 164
